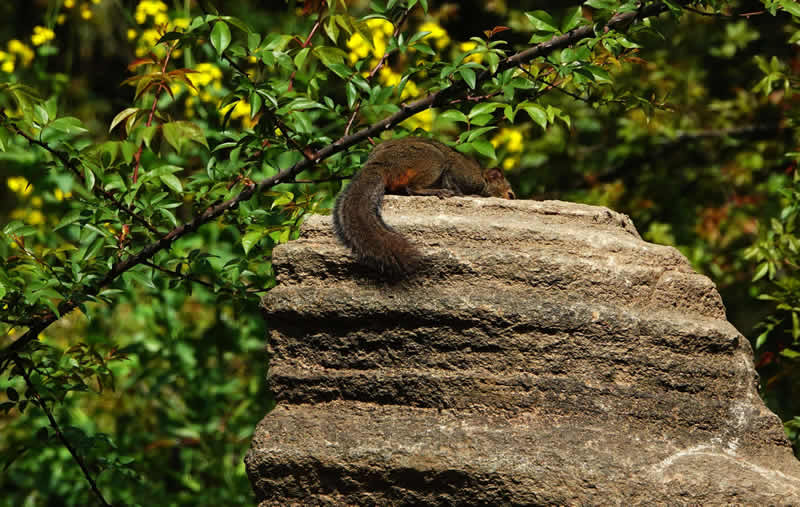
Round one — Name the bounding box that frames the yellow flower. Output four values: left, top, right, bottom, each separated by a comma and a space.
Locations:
491, 128, 524, 153
28, 210, 45, 225
459, 41, 483, 64
31, 196, 43, 207
127, 29, 138, 41
92, 0, 102, 4
378, 67, 400, 86
502, 156, 518, 170
346, 33, 371, 63
31, 26, 55, 46
402, 108, 434, 131
1, 60, 14, 73
81, 4, 93, 20
135, 0, 168, 25
346, 18, 394, 64
220, 99, 253, 127
7, 176, 33, 196
420, 22, 450, 50
64, 0, 75, 7
220, 99, 250, 118
139, 28, 161, 49
57, 14, 67, 25
377, 68, 418, 99
187, 62, 223, 90
54, 188, 72, 201
8, 40, 34, 66
172, 18, 190, 30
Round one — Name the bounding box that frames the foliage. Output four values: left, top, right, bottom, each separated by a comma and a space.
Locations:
0, 0, 799, 504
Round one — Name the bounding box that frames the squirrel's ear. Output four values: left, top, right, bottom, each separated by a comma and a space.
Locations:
486, 167, 504, 181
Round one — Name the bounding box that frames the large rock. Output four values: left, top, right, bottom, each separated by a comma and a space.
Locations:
245, 196, 800, 505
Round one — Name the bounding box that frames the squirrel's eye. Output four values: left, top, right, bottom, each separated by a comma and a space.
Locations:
508, 190, 516, 200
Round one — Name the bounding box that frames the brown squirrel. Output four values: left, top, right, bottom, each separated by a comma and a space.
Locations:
333, 136, 515, 276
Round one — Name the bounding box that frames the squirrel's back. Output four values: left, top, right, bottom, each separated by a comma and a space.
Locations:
333, 137, 514, 277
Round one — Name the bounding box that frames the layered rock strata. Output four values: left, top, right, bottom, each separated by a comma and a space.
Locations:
246, 197, 800, 505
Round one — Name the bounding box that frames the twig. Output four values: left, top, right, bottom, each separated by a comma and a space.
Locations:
1, 1, 678, 359
141, 259, 220, 292
292, 175, 351, 184
516, 64, 589, 103
14, 355, 111, 507
132, 40, 180, 183
683, 5, 766, 18
344, 7, 413, 136
288, 2, 326, 92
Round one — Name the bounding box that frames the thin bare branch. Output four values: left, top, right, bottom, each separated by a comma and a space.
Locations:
0, 1, 676, 360
15, 355, 111, 506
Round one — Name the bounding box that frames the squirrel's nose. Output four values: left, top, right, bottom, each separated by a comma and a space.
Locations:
508, 190, 516, 199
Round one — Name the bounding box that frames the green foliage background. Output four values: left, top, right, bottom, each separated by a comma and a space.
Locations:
0, 0, 799, 504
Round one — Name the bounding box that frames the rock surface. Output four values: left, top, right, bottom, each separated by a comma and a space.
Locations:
245, 196, 800, 505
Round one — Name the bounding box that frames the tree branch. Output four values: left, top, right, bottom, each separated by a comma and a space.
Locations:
0, 1, 675, 359
15, 355, 111, 506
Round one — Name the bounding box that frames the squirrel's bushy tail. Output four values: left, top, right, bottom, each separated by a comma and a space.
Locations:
333, 168, 419, 276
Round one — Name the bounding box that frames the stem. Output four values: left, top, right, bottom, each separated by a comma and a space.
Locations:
344, 7, 412, 136
1, 1, 677, 360
15, 355, 111, 507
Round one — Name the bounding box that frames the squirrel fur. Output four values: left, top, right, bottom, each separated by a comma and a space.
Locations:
333, 136, 515, 276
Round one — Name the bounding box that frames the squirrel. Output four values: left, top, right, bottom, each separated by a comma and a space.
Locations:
333, 136, 516, 276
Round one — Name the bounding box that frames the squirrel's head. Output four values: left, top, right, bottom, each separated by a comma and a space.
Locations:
485, 167, 515, 200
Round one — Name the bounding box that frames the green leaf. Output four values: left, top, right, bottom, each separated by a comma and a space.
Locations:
247, 32, 261, 52
271, 192, 294, 209
345, 81, 358, 108
313, 46, 347, 68
294, 47, 311, 70
0, 126, 10, 151
136, 125, 159, 150
159, 173, 183, 193
468, 102, 503, 118
242, 229, 265, 254
123, 269, 156, 289
41, 116, 89, 143
210, 21, 231, 55
439, 109, 469, 123
525, 11, 559, 33
780, 348, 800, 359
459, 67, 476, 89
3, 220, 27, 235
470, 139, 497, 160
520, 102, 548, 130
585, 0, 617, 10
753, 261, 770, 281
85, 166, 96, 191
54, 209, 84, 231
109, 107, 140, 133
561, 6, 585, 32
755, 330, 769, 350
780, 0, 800, 17
44, 117, 88, 139
162, 121, 209, 154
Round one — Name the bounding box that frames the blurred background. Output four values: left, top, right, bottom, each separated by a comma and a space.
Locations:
1, 0, 799, 504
